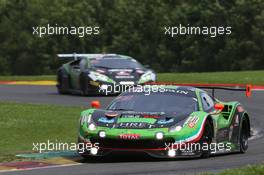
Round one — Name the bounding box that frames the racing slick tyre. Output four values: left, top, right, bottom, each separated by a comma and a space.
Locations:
200, 119, 213, 158
57, 70, 69, 94
239, 118, 249, 153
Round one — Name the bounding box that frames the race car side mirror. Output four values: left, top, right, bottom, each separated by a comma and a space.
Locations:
214, 103, 224, 111
91, 100, 101, 109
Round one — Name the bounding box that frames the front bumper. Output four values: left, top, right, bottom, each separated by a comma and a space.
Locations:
87, 81, 136, 95
77, 136, 202, 158
87, 79, 155, 95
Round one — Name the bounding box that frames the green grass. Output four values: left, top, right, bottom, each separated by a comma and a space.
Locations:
0, 71, 264, 84
203, 164, 264, 175
158, 71, 264, 85
0, 102, 85, 162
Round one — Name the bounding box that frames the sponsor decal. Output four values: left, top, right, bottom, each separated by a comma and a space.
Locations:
98, 117, 115, 124
109, 69, 133, 72
188, 116, 199, 128
116, 71, 130, 76
154, 89, 189, 94
121, 114, 141, 118
118, 122, 146, 128
119, 81, 135, 85
143, 115, 160, 119
119, 134, 140, 140
157, 118, 174, 124
115, 75, 134, 79
176, 90, 189, 95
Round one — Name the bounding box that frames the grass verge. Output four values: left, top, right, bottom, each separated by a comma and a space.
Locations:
158, 70, 264, 85
203, 164, 264, 175
0, 71, 264, 84
0, 102, 84, 162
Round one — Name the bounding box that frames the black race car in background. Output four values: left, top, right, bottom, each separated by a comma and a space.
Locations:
57, 54, 156, 95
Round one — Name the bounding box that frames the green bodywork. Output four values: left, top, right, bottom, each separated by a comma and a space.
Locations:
78, 86, 249, 152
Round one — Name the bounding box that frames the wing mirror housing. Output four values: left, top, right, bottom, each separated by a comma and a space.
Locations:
91, 100, 101, 109
214, 103, 225, 111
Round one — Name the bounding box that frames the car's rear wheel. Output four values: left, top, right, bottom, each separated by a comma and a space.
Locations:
200, 120, 213, 158
239, 118, 249, 153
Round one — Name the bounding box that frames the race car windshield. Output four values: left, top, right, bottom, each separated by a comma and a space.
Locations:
91, 57, 144, 69
108, 92, 198, 115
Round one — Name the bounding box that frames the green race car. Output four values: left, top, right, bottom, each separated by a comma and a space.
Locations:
77, 85, 250, 158
57, 53, 156, 95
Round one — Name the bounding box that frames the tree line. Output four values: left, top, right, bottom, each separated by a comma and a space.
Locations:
0, 0, 263, 75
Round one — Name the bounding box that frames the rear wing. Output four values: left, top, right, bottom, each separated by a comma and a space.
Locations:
194, 84, 252, 98
145, 82, 264, 98
57, 53, 117, 60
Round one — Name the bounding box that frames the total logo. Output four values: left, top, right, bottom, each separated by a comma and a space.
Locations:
119, 134, 141, 140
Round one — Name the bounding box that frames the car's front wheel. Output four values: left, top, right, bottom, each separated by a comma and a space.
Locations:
200, 119, 213, 158
57, 70, 69, 94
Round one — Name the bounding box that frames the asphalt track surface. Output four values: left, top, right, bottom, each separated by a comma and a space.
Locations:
0, 85, 264, 175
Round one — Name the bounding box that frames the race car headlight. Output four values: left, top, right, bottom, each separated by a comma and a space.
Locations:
155, 132, 164, 140
88, 71, 115, 83
169, 125, 182, 132
90, 147, 98, 155
169, 118, 187, 132
98, 131, 106, 138
168, 149, 176, 157
88, 123, 96, 131
138, 71, 156, 84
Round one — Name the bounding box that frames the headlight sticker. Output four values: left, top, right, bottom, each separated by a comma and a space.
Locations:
80, 114, 92, 125
89, 71, 114, 83
138, 71, 155, 83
